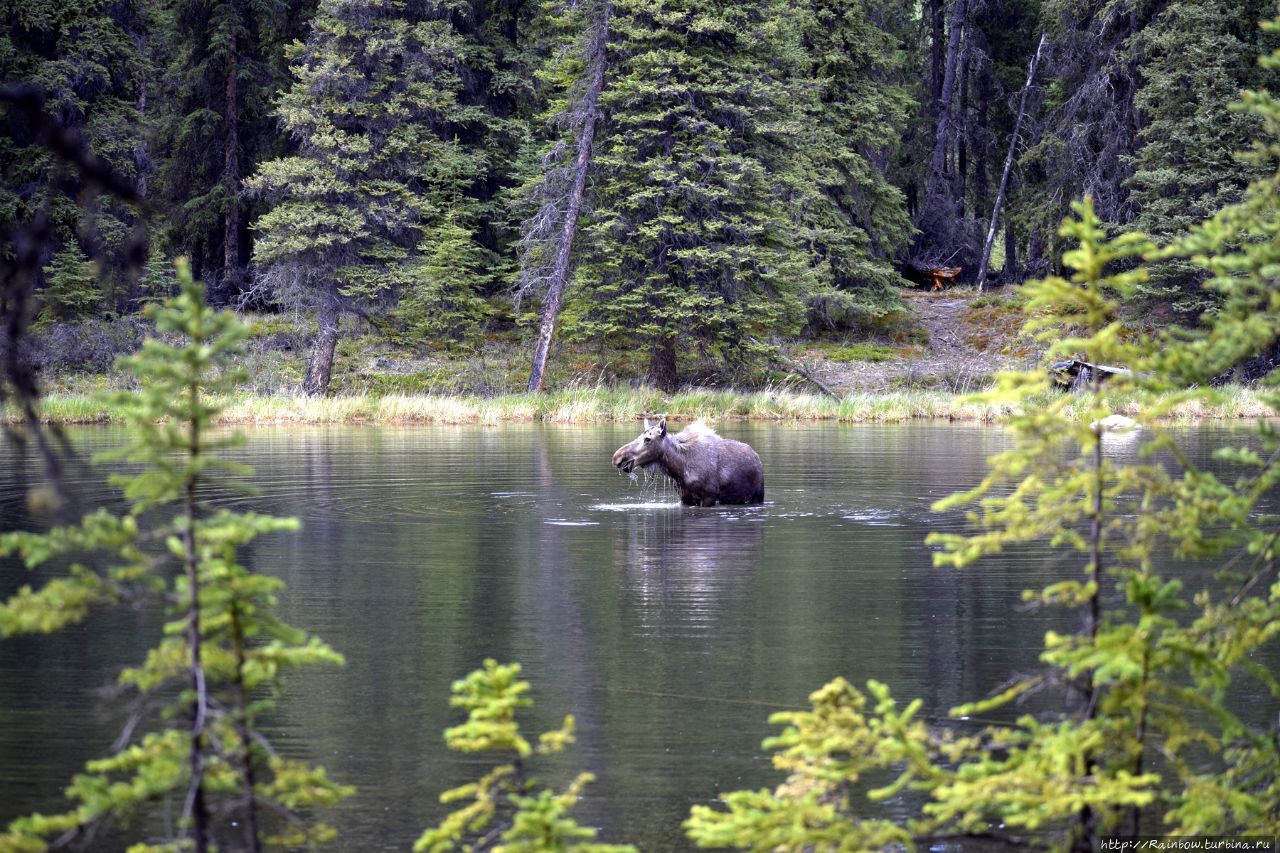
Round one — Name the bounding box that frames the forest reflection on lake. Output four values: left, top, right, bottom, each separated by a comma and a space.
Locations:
0, 422, 1273, 850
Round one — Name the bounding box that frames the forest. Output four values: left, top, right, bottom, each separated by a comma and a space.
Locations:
3, 0, 1280, 851
3, 0, 1278, 395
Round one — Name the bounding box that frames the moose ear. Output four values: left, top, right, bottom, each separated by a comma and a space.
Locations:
658, 417, 667, 435
643, 417, 653, 430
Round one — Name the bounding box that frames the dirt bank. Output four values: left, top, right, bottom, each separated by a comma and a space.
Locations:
802, 289, 1035, 394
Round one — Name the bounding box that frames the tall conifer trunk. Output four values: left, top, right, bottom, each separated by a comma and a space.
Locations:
135, 34, 149, 201
527, 2, 611, 393
223, 39, 241, 290
648, 336, 677, 391
304, 289, 340, 396
926, 0, 967, 203
930, 0, 944, 105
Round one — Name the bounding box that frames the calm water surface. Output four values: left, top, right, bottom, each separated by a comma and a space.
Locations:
0, 422, 1271, 850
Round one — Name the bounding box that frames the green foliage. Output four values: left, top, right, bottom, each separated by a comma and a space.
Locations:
0, 0, 151, 310
5, 0, 1275, 380
397, 214, 492, 348
416, 660, 635, 853
1128, 0, 1262, 316
250, 0, 488, 309
1018, 0, 1152, 259
157, 0, 303, 290
685, 677, 913, 850
0, 260, 351, 851
139, 232, 179, 303
39, 244, 102, 324
528, 0, 914, 385
1155, 14, 1280, 389
562, 0, 818, 384
1022, 0, 1275, 296
248, 0, 500, 389
793, 0, 914, 309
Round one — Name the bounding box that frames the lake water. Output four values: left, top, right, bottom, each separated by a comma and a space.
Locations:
0, 422, 1271, 850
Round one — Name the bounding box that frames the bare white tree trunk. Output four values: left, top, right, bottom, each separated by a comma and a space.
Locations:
977, 33, 1046, 291
526, 2, 612, 393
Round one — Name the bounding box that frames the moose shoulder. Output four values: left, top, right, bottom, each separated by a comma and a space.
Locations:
612, 418, 764, 507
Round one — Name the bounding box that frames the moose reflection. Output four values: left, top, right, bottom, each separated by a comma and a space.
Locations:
612, 417, 764, 506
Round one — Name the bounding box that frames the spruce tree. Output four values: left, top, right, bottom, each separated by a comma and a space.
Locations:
1127, 0, 1260, 317
250, 0, 488, 395
39, 243, 102, 324
1019, 0, 1153, 273
139, 230, 178, 302
0, 263, 351, 851
449, 0, 542, 277
795, 0, 914, 323
1021, 0, 1271, 281
567, 0, 817, 389
397, 213, 491, 348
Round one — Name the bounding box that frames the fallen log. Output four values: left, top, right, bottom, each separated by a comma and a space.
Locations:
1050, 359, 1132, 391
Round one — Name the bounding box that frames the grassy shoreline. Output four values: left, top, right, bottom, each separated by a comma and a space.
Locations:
8, 385, 1274, 426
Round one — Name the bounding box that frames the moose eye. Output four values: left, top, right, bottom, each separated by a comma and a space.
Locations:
643, 437, 651, 444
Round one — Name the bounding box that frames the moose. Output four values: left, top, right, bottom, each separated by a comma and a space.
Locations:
611, 417, 765, 506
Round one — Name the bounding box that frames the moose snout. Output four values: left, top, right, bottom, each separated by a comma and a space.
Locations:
612, 448, 634, 472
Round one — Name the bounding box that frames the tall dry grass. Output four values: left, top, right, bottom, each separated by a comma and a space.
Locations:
9, 386, 1272, 426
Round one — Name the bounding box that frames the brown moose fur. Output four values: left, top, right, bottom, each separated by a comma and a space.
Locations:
611, 418, 765, 506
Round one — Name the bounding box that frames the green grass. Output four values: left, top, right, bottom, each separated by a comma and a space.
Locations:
967, 294, 1013, 310
9, 385, 1273, 426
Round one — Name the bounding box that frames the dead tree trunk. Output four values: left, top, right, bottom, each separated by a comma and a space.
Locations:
956, 42, 970, 218
977, 32, 1045, 291
526, 2, 611, 393
303, 287, 340, 396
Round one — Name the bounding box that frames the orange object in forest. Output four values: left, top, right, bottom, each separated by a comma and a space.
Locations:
929, 267, 962, 291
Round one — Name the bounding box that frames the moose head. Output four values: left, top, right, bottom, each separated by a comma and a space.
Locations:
611, 416, 668, 474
